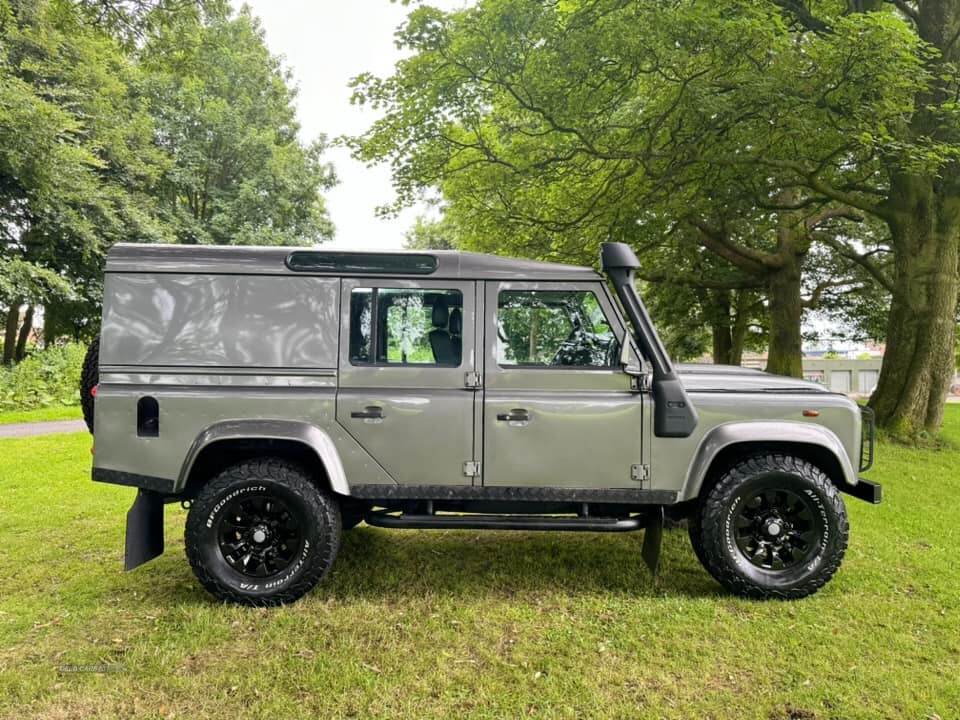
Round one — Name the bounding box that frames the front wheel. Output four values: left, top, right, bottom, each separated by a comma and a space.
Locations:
692, 454, 848, 600
185, 458, 341, 606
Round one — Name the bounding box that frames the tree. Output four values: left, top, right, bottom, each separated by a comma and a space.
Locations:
1, 1, 339, 362
140, 6, 336, 246
404, 215, 458, 250
351, 0, 954, 436
0, 258, 74, 362
1, 0, 172, 361
635, 236, 768, 364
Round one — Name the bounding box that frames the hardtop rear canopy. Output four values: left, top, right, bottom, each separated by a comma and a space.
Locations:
105, 243, 602, 282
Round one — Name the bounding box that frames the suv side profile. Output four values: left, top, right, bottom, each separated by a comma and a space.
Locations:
84, 242, 879, 605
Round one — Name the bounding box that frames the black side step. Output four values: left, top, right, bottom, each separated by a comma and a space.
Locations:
842, 477, 882, 504
365, 511, 648, 532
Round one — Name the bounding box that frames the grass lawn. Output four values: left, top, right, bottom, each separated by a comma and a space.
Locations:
0, 405, 82, 425
0, 414, 957, 719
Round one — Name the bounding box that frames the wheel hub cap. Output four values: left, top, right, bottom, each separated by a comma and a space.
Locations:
733, 488, 822, 571
216, 493, 304, 579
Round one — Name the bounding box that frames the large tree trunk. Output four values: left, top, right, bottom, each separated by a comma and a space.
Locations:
712, 324, 734, 364
3, 305, 20, 365
14, 305, 34, 361
869, 173, 960, 436
867, 1, 960, 437
710, 291, 735, 364
729, 291, 750, 366
765, 258, 804, 377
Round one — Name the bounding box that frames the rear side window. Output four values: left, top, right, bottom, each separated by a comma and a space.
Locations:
349, 288, 463, 366
497, 290, 618, 368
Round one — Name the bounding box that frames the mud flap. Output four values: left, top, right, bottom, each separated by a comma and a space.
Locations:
641, 506, 664, 576
124, 489, 164, 571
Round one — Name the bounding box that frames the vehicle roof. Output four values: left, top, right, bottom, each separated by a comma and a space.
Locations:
105, 243, 602, 282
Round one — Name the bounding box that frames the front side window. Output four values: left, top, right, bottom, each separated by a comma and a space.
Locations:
349, 288, 463, 366
497, 290, 618, 368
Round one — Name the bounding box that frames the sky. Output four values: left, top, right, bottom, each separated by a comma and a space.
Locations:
244, 0, 465, 250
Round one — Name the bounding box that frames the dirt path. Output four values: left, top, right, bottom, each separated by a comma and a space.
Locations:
0, 420, 87, 438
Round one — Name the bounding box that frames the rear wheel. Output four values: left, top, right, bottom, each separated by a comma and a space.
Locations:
692, 454, 848, 600
185, 458, 341, 606
80, 337, 99, 433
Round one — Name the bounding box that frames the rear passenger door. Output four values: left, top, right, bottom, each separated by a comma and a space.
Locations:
336, 279, 479, 487
482, 281, 645, 489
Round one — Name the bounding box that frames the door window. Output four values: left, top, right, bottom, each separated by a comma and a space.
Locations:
349, 288, 463, 366
497, 290, 618, 368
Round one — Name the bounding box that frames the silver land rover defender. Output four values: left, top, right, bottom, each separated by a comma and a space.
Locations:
83, 242, 879, 605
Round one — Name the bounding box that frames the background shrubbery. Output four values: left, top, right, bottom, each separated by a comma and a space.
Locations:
0, 344, 85, 411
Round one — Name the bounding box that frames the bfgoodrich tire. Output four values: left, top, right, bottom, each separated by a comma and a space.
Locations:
185, 458, 341, 606
693, 454, 848, 600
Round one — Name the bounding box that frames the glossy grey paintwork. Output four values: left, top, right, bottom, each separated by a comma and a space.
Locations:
92, 243, 866, 503
94, 372, 394, 492
101, 273, 339, 368
335, 278, 478, 486
482, 280, 649, 489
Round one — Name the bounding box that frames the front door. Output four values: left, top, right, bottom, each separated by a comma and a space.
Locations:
482, 281, 645, 489
337, 279, 478, 486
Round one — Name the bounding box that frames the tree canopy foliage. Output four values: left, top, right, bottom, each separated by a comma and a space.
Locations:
0, 0, 336, 360
141, 7, 335, 245
352, 0, 960, 436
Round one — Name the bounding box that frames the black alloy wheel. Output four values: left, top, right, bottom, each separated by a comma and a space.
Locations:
732, 488, 823, 571
217, 493, 304, 579
692, 453, 848, 600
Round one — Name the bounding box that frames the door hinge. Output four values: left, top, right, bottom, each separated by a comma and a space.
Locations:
463, 461, 481, 477
630, 464, 650, 484
464, 370, 482, 389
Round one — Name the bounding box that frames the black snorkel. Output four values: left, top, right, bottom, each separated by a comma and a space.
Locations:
601, 242, 698, 438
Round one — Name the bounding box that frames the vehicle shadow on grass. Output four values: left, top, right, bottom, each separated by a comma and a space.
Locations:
130, 526, 722, 606
316, 526, 722, 601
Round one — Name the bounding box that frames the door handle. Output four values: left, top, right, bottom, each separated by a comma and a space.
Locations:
351, 406, 384, 420
496, 408, 530, 423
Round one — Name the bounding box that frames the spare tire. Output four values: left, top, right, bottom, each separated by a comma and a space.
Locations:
80, 337, 99, 434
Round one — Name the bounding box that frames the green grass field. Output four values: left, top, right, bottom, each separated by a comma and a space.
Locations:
0, 405, 82, 425
0, 413, 957, 719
